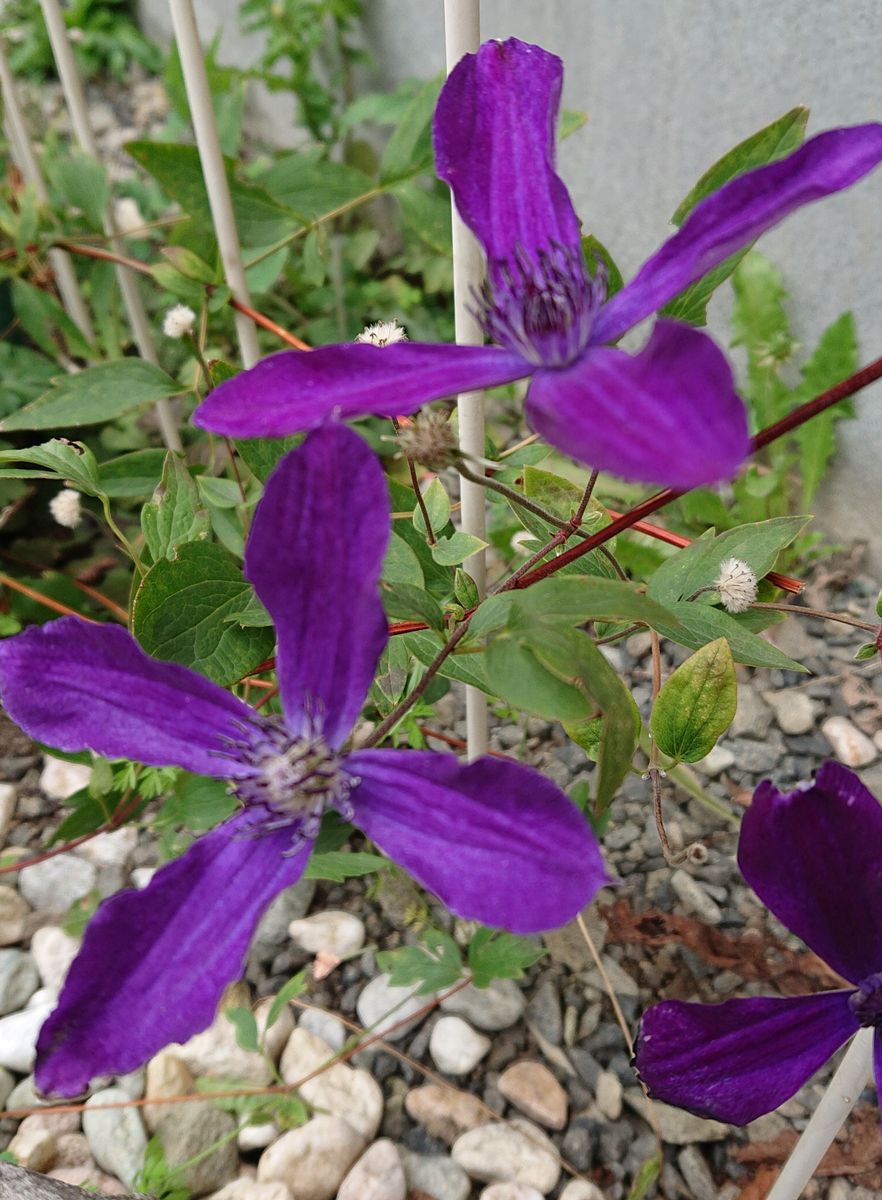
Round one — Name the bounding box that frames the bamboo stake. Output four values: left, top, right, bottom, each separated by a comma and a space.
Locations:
443, 0, 487, 760
167, 0, 260, 368
0, 38, 95, 345
768, 1028, 874, 1199
38, 0, 182, 452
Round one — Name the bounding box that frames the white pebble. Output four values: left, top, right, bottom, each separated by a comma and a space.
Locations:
822, 716, 877, 767
429, 1016, 491, 1075
288, 911, 365, 958
30, 925, 81, 991
39, 756, 92, 801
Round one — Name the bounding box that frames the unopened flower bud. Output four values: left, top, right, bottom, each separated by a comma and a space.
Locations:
114, 197, 146, 237
49, 488, 82, 530
162, 304, 196, 339
715, 557, 758, 613
397, 411, 458, 471
356, 320, 407, 347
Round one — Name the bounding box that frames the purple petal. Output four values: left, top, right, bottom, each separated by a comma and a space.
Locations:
35, 810, 311, 1096
433, 37, 582, 271
246, 426, 388, 748
347, 748, 609, 933
0, 616, 254, 777
738, 762, 882, 985
194, 344, 529, 438
595, 124, 882, 343
635, 991, 859, 1125
526, 320, 749, 488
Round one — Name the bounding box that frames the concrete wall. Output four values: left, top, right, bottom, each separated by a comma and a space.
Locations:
138, 1, 882, 565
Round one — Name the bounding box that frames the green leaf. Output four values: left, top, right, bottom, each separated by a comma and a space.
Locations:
305, 851, 388, 883
431, 531, 487, 566
1, 360, 182, 433
156, 773, 237, 832
405, 630, 490, 693
161, 246, 218, 283
582, 234, 624, 297
654, 602, 807, 671
0, 343, 56, 419
855, 641, 879, 662
672, 108, 809, 226
261, 149, 373, 221
454, 569, 480, 610
127, 140, 295, 247
534, 628, 641, 813
0, 439, 101, 494
794, 311, 858, 508
468, 927, 544, 989
265, 972, 307, 1033
98, 448, 166, 497
10, 278, 94, 361
142, 452, 210, 561
469, 577, 677, 640
381, 582, 445, 632
558, 108, 588, 140
380, 76, 442, 183
225, 1007, 260, 1053
132, 542, 274, 685
648, 516, 810, 607
235, 436, 302, 483
394, 181, 452, 255
651, 638, 736, 763
49, 149, 110, 229
662, 108, 808, 324
383, 534, 424, 586
626, 1156, 661, 1200
412, 478, 450, 537
376, 928, 463, 995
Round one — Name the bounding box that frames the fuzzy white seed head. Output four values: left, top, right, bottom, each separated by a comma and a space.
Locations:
114, 196, 147, 237
715, 557, 758, 613
49, 488, 82, 530
356, 320, 407, 347
162, 304, 196, 339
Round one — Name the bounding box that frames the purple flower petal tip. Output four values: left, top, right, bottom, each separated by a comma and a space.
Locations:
739, 761, 882, 984
635, 991, 859, 1126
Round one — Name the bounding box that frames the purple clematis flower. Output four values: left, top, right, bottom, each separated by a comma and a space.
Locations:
193, 38, 882, 491
633, 761, 882, 1125
0, 424, 606, 1098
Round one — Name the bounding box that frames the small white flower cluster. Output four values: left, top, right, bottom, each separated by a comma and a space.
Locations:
162, 304, 196, 339
49, 488, 82, 530
356, 320, 407, 347
714, 557, 758, 613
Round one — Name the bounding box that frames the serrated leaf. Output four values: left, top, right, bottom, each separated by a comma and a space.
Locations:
431, 531, 487, 566
794, 310, 858, 508
376, 928, 463, 995
225, 1007, 260, 1053
652, 638, 736, 763
468, 927, 544, 989
132, 542, 274, 684
305, 851, 388, 883
1, 360, 182, 433
142, 452, 210, 561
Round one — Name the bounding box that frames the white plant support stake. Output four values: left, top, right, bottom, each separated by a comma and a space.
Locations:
444, 0, 487, 761
168, 0, 260, 369
767, 1027, 874, 1200
0, 38, 95, 346
38, 0, 182, 453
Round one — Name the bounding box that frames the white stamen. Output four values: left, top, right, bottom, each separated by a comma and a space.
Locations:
715, 557, 758, 613
49, 488, 82, 530
356, 320, 407, 347
162, 304, 196, 339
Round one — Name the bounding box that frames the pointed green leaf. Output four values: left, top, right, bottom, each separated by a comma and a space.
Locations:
651, 638, 736, 763
1, 360, 182, 433
142, 453, 210, 561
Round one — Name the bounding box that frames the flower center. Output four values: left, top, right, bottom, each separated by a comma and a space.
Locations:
479, 243, 604, 368
220, 717, 356, 848
849, 972, 882, 1028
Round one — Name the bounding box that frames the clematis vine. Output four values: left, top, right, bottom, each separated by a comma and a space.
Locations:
634, 762, 882, 1125
194, 38, 882, 491
0, 424, 607, 1097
